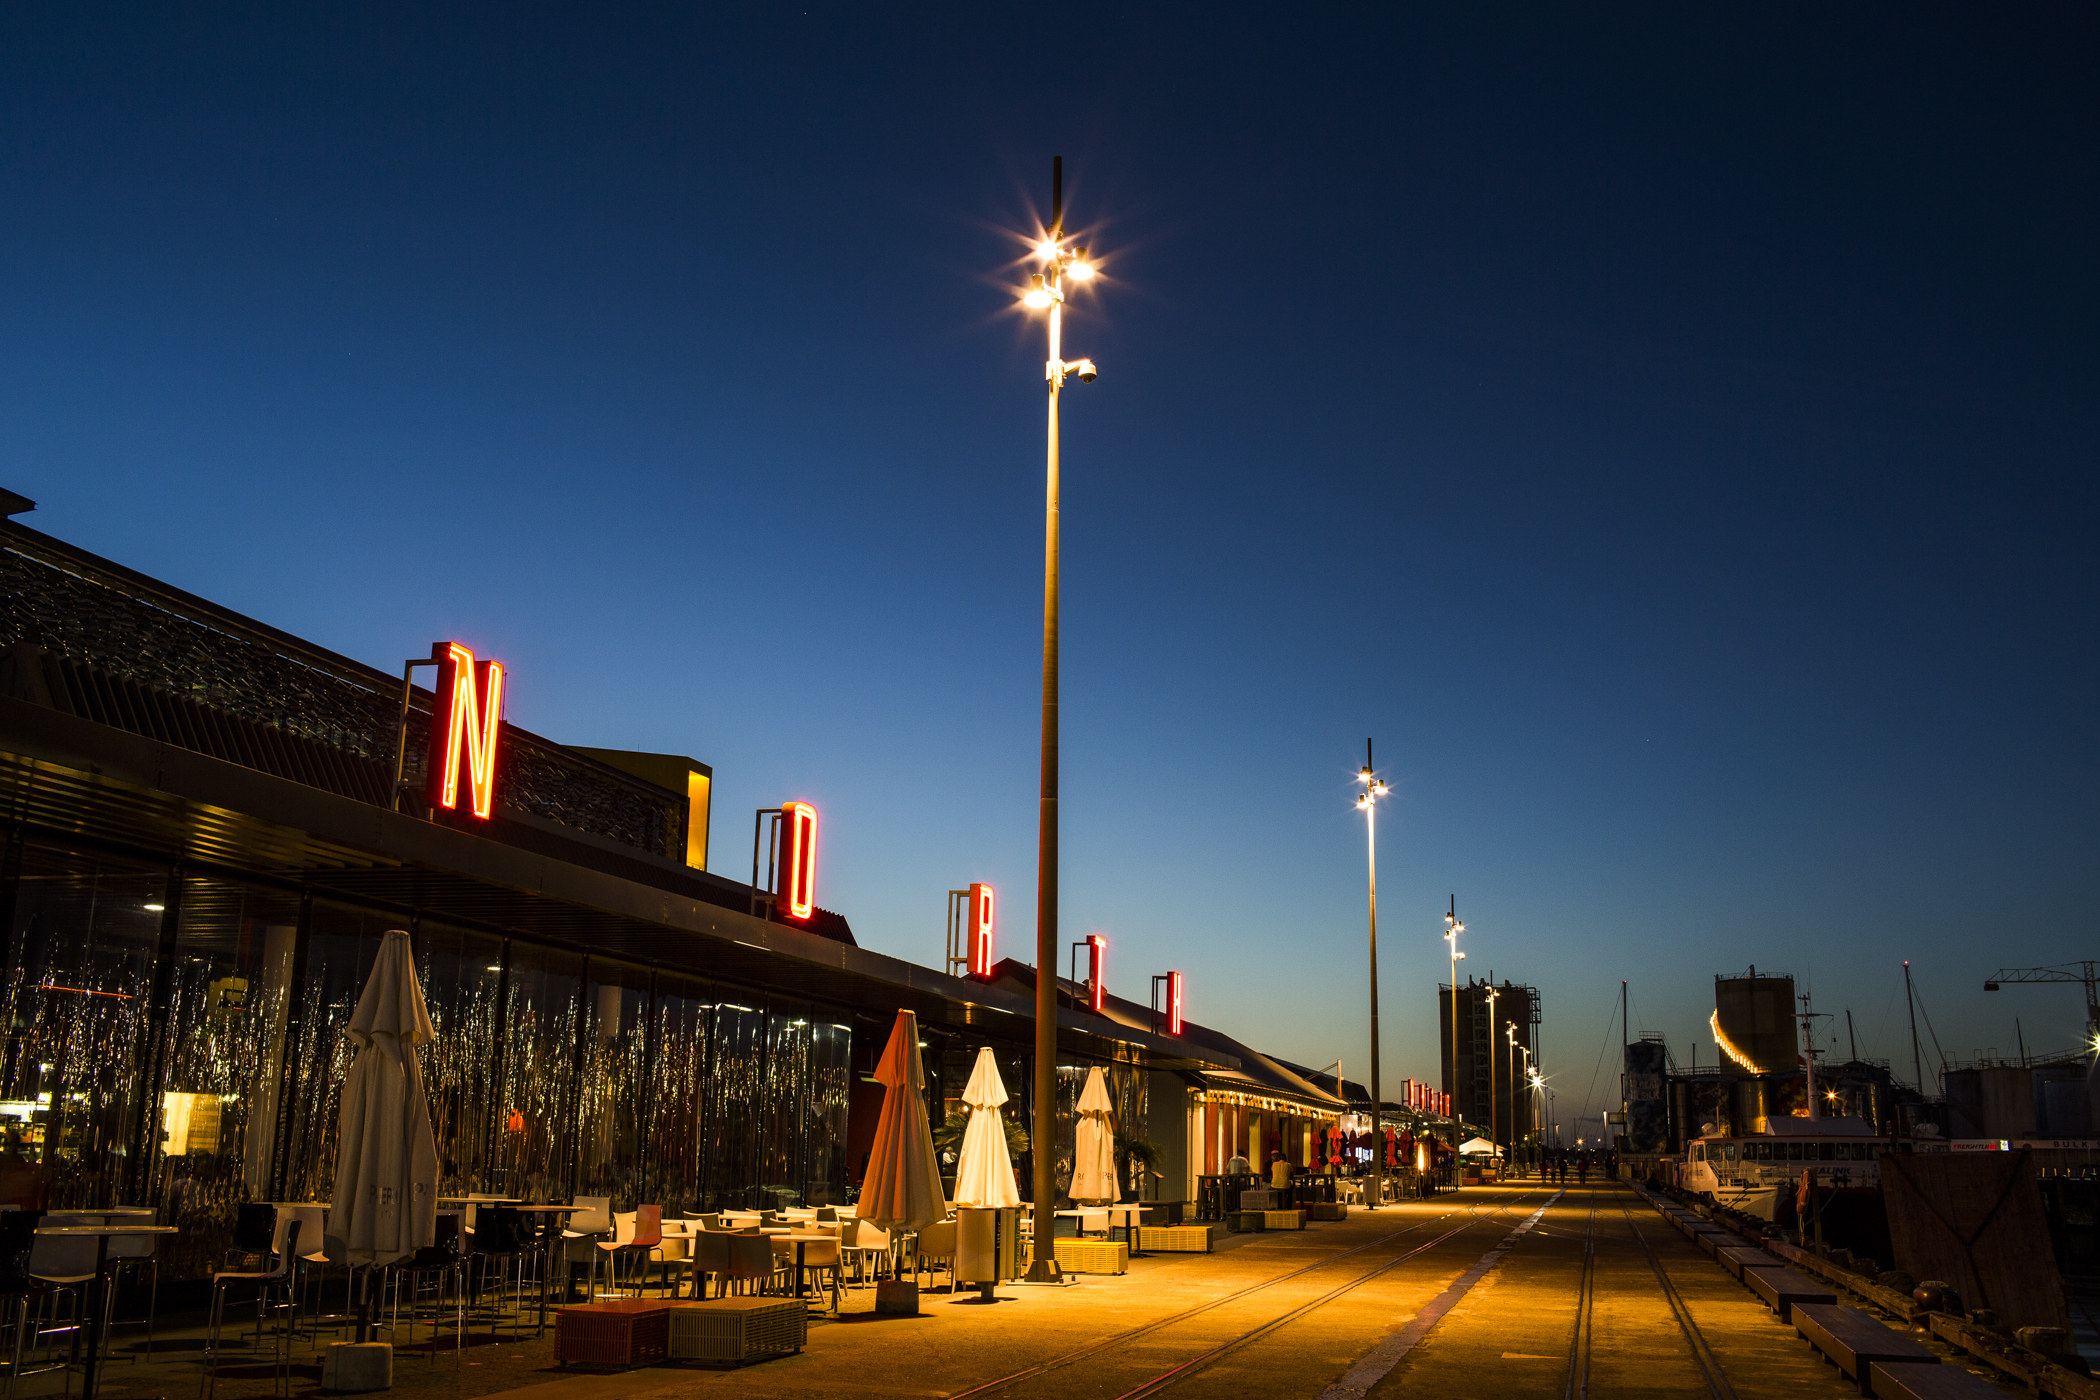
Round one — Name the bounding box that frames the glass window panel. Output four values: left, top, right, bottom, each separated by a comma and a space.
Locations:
491, 943, 581, 1201
0, 843, 164, 1210
279, 903, 387, 1205
149, 877, 302, 1278
758, 1008, 811, 1209
648, 976, 710, 1213
703, 1001, 765, 1209
805, 1019, 850, 1207
412, 920, 505, 1198
576, 960, 650, 1204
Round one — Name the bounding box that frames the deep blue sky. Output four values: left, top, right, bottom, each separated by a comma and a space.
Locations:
5, 5, 2096, 1137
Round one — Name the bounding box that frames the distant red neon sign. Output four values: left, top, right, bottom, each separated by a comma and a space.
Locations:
779, 802, 818, 920
426, 642, 505, 819
1087, 934, 1106, 1013
1166, 969, 1183, 1035
967, 883, 994, 977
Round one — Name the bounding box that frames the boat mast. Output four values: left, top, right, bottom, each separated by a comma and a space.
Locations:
1904, 960, 1926, 1096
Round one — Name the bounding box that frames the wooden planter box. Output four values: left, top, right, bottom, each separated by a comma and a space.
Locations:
1053, 1239, 1129, 1275
1229, 1210, 1267, 1232
1308, 1203, 1348, 1221
666, 1300, 806, 1364
1137, 1225, 1216, 1253
1262, 1210, 1307, 1231
554, 1300, 672, 1367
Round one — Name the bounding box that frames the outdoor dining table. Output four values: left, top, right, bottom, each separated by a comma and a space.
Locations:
35, 1222, 176, 1400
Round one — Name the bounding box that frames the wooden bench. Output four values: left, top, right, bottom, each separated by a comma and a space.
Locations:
1743, 1265, 1838, 1322
1790, 1303, 1937, 1394
1716, 1245, 1780, 1280
1867, 1361, 2008, 1399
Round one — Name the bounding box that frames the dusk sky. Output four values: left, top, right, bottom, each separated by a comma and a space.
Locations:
4, 6, 2095, 1136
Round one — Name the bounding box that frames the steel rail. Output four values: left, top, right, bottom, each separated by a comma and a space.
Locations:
1619, 1203, 1739, 1400
1075, 1190, 1556, 1400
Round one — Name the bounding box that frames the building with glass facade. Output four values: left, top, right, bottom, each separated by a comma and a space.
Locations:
0, 493, 1228, 1281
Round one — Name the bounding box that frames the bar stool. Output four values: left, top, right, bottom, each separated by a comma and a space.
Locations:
462, 1207, 526, 1341
385, 1214, 462, 1365
201, 1218, 301, 1400
0, 1210, 41, 1399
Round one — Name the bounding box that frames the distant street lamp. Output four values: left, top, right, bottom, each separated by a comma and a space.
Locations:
1017, 156, 1100, 1283
1442, 897, 1465, 1179
1354, 740, 1390, 1207
1483, 983, 1500, 1160
1507, 1025, 1524, 1171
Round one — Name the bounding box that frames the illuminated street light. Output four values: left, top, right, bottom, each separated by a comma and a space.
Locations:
1443, 896, 1466, 1179
1354, 740, 1390, 1207
1015, 156, 1101, 1283
1484, 983, 1500, 1163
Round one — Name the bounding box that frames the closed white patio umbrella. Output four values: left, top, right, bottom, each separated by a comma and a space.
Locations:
952, 1048, 1020, 1209
1069, 1066, 1118, 1205
858, 1010, 946, 1234
325, 929, 440, 1269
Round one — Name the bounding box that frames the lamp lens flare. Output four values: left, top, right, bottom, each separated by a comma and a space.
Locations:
1034, 238, 1059, 261
1067, 260, 1096, 281
1022, 289, 1054, 310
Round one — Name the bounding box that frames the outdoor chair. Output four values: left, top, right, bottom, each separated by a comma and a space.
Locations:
841, 1219, 892, 1284
721, 1234, 776, 1297
558, 1197, 612, 1300
644, 1217, 687, 1297
913, 1220, 957, 1291
226, 1204, 277, 1270
791, 1237, 842, 1313
686, 1230, 730, 1299
596, 1206, 662, 1296
201, 1218, 301, 1400
815, 1206, 838, 1223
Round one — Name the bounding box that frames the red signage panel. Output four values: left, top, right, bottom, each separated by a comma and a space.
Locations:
426, 641, 505, 819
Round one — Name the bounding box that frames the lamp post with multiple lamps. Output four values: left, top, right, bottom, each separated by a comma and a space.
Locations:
1507, 1024, 1523, 1173
1442, 898, 1465, 1179
1016, 157, 1099, 1284
1354, 741, 1390, 1208
1483, 983, 1499, 1165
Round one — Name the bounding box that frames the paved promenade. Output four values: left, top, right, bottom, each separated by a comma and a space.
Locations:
89, 1182, 2022, 1400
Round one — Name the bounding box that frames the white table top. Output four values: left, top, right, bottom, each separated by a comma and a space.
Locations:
35, 1224, 176, 1236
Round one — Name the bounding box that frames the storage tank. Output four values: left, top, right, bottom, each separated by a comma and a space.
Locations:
1712, 971, 1798, 1077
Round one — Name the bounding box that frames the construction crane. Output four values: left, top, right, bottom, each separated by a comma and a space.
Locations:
1982, 963, 2100, 1052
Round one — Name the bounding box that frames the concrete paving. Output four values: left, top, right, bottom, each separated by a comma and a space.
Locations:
57, 1182, 2025, 1400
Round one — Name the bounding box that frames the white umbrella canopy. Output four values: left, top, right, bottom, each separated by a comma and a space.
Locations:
952, 1048, 1021, 1209
858, 1010, 947, 1233
1459, 1137, 1502, 1157
325, 930, 440, 1267
1069, 1066, 1118, 1205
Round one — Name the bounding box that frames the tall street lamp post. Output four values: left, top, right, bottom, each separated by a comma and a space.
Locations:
1507, 1025, 1523, 1172
1442, 898, 1465, 1183
1018, 157, 1099, 1283
1483, 983, 1499, 1163
1354, 741, 1390, 1207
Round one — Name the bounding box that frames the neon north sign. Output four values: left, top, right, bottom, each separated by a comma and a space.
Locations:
1086, 933, 1106, 1014
1165, 969, 1183, 1035
967, 883, 994, 977
777, 802, 818, 920
426, 642, 505, 819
